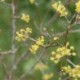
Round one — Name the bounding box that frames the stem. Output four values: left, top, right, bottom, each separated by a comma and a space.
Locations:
9, 0, 16, 80
66, 59, 76, 67
64, 25, 70, 45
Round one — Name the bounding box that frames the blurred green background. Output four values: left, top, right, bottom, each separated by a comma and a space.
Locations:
0, 0, 80, 80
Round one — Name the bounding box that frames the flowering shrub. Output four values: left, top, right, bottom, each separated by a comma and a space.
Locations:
0, 0, 80, 80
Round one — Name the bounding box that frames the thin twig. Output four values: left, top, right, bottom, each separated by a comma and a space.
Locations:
66, 59, 76, 67
18, 48, 46, 80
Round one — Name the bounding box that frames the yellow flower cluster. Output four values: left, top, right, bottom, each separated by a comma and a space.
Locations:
20, 13, 30, 23
29, 0, 35, 4
75, 0, 80, 13
15, 27, 32, 41
62, 65, 80, 80
52, 1, 68, 17
42, 73, 53, 80
35, 62, 48, 71
36, 36, 44, 46
29, 44, 39, 54
50, 42, 76, 64
30, 36, 44, 54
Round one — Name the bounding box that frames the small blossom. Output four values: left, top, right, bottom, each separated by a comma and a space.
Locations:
52, 1, 68, 17
50, 42, 76, 64
75, 0, 80, 13
62, 65, 80, 80
20, 13, 30, 23
29, 44, 39, 54
36, 36, 44, 46
15, 27, 32, 41
70, 46, 74, 50
29, 36, 44, 54
53, 37, 59, 41
29, 0, 35, 4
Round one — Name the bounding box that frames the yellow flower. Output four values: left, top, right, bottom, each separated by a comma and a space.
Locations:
62, 65, 80, 79
29, 44, 39, 54
52, 1, 68, 17
53, 37, 59, 41
15, 32, 25, 41
36, 36, 44, 46
50, 42, 76, 64
21, 13, 30, 23
25, 27, 32, 33
29, 0, 35, 4
70, 46, 74, 50
72, 52, 76, 56
75, 0, 80, 13
30, 36, 44, 54
15, 27, 32, 41
62, 65, 71, 74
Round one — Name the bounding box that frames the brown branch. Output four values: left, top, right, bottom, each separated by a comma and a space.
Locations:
8, 0, 16, 80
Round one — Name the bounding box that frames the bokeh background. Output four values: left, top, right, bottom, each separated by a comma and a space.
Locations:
0, 0, 80, 80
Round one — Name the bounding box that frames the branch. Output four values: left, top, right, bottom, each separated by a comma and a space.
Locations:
18, 48, 46, 80
8, 0, 16, 80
